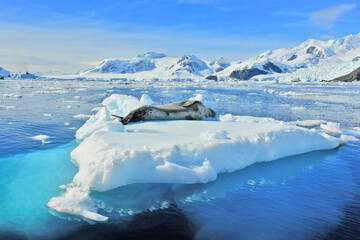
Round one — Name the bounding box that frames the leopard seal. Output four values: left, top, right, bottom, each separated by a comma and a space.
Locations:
112, 100, 216, 125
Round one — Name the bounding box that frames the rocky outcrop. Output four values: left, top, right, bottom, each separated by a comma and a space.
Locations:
352, 56, 360, 62
263, 62, 282, 73
306, 46, 325, 59
229, 68, 267, 80
287, 54, 297, 61
205, 75, 218, 81
291, 77, 301, 82
330, 67, 360, 82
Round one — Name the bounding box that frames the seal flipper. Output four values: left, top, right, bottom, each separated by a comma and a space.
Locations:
111, 114, 124, 120
183, 100, 200, 107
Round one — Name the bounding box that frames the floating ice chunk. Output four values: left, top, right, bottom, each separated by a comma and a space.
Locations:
73, 114, 92, 120
0, 105, 16, 110
3, 93, 22, 99
29, 135, 50, 141
263, 88, 275, 94
43, 113, 52, 117
140, 94, 153, 105
29, 135, 50, 144
190, 94, 204, 102
64, 122, 72, 126
70, 119, 341, 192
48, 94, 344, 222
292, 106, 305, 111
293, 120, 327, 127
340, 134, 358, 142
320, 122, 342, 135
343, 129, 360, 137
280, 91, 300, 97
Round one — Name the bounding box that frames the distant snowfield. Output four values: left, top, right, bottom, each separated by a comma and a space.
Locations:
47, 94, 344, 222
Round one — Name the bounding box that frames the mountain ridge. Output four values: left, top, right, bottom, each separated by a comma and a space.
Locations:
47, 33, 360, 82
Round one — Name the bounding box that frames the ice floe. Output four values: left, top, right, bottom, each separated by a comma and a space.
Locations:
73, 114, 92, 120
293, 120, 327, 127
47, 94, 345, 222
29, 135, 51, 144
320, 122, 342, 135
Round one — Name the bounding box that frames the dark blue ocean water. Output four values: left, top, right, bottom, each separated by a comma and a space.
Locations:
0, 79, 360, 240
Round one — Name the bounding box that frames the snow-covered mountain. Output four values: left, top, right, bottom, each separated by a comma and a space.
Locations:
215, 33, 360, 82
0, 67, 11, 78
77, 52, 227, 80
51, 33, 360, 82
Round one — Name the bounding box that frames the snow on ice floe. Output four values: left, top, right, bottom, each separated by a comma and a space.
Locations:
47, 94, 345, 222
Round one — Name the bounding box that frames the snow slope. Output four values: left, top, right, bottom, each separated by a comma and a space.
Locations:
0, 67, 11, 78
216, 33, 360, 82
77, 52, 221, 80
47, 94, 343, 222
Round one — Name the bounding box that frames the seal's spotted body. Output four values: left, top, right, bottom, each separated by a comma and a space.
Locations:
115, 100, 216, 125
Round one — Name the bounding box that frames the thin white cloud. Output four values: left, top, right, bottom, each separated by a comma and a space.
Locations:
310, 4, 357, 28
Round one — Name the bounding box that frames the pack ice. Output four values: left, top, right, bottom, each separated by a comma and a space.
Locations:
47, 94, 342, 222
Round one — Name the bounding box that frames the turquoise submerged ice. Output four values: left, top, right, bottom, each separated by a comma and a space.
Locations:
0, 79, 360, 239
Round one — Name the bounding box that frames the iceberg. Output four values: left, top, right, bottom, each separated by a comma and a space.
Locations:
47, 94, 343, 221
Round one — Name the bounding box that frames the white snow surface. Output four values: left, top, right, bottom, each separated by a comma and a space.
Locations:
48, 94, 343, 221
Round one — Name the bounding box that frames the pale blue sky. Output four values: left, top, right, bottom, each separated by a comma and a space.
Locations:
0, 0, 359, 73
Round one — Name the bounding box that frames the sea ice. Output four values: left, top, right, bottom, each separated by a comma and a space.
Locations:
0, 105, 16, 110
293, 120, 327, 127
29, 135, 50, 141
340, 134, 359, 142
47, 94, 344, 222
29, 135, 51, 144
320, 122, 342, 135
73, 114, 92, 120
